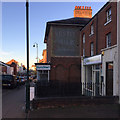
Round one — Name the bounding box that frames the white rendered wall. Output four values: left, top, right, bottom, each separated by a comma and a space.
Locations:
117, 1, 120, 103
7, 66, 14, 75
102, 45, 118, 96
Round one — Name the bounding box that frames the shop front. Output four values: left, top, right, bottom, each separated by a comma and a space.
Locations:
101, 45, 118, 96
35, 63, 51, 86
81, 55, 104, 96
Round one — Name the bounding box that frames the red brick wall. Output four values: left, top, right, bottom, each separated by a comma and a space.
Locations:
97, 2, 117, 52
81, 17, 97, 57
80, 2, 117, 57
47, 27, 53, 63
46, 25, 82, 83
50, 57, 81, 83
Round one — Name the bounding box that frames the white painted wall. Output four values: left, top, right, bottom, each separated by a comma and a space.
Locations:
117, 1, 120, 103
81, 57, 85, 94
7, 66, 14, 75
81, 57, 85, 83
102, 45, 118, 96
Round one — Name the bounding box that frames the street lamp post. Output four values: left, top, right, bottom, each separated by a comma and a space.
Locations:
26, 0, 30, 113
33, 42, 39, 63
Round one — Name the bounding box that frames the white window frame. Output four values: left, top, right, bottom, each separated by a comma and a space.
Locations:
90, 24, 94, 35
83, 33, 85, 44
106, 32, 111, 48
83, 48, 85, 57
107, 8, 111, 22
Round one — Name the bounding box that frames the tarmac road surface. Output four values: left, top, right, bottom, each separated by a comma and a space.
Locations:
2, 85, 26, 118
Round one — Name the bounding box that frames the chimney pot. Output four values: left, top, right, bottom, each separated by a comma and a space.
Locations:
75, 6, 77, 9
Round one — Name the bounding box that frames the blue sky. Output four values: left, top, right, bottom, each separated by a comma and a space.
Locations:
1, 2, 106, 67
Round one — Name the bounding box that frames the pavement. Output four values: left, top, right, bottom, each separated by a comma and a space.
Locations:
27, 104, 120, 119
2, 81, 120, 119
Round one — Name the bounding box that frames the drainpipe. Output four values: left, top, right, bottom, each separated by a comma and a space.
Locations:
117, 1, 120, 104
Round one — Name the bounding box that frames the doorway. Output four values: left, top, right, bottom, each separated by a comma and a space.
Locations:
106, 62, 113, 96
92, 65, 101, 96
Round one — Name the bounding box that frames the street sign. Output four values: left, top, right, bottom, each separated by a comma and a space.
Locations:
36, 65, 51, 70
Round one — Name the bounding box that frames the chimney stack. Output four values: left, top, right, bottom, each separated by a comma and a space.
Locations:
74, 6, 92, 18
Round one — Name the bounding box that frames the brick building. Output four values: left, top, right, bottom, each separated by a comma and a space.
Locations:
6, 59, 18, 75
80, 2, 118, 96
36, 2, 118, 97
0, 61, 14, 75
6, 59, 26, 75
35, 17, 90, 96
42, 49, 47, 63
39, 49, 47, 63
44, 18, 90, 83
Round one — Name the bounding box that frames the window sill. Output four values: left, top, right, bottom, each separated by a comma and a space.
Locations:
89, 33, 94, 37
104, 19, 112, 26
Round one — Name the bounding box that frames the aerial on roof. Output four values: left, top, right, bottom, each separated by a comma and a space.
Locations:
44, 17, 91, 43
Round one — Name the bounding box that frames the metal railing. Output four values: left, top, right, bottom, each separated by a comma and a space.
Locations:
82, 82, 105, 96
35, 80, 82, 97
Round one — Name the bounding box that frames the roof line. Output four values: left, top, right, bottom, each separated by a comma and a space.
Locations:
81, 1, 109, 31
0, 61, 10, 67
48, 22, 85, 27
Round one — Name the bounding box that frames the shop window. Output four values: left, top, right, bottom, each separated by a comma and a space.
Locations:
44, 70, 48, 74
40, 71, 42, 74
90, 42, 94, 56
106, 32, 111, 48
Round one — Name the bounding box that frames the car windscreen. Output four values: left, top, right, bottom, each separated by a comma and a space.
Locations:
2, 75, 13, 81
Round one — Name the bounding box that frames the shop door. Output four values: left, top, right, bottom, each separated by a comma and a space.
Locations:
106, 62, 113, 96
93, 65, 101, 96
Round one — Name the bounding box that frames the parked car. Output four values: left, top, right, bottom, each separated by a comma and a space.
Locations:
2, 75, 17, 88
19, 76, 25, 85
24, 76, 27, 83
24, 76, 32, 82
33, 75, 37, 79
16, 76, 21, 86
29, 76, 33, 82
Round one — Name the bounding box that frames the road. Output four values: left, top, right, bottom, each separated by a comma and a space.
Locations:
2, 85, 26, 118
